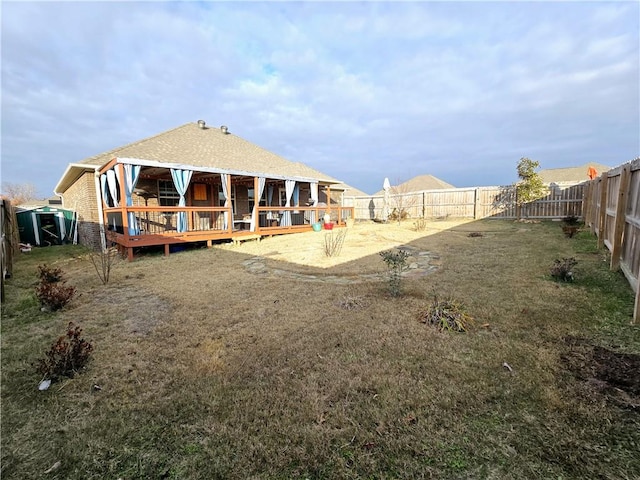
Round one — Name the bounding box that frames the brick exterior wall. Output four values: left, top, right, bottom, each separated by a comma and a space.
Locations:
61, 172, 103, 250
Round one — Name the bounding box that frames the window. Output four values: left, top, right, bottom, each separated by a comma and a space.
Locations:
218, 185, 236, 214
158, 180, 180, 206
248, 187, 255, 212
279, 188, 287, 207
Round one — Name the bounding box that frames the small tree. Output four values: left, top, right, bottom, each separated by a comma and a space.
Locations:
388, 181, 418, 225
89, 246, 121, 285
515, 157, 547, 218
379, 249, 410, 296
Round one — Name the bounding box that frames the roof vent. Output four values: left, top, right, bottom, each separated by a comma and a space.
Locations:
220, 125, 229, 134
197, 119, 206, 129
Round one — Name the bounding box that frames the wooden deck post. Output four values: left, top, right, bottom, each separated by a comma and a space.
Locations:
597, 172, 608, 249
254, 176, 260, 233
226, 174, 233, 234
610, 165, 631, 270
118, 163, 130, 236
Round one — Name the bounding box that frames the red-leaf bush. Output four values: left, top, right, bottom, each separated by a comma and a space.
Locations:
36, 322, 93, 381
35, 264, 76, 311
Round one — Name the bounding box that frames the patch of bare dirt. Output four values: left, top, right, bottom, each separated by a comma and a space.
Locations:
561, 336, 640, 410
220, 219, 474, 269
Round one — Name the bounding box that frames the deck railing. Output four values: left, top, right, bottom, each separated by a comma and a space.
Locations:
103, 205, 354, 236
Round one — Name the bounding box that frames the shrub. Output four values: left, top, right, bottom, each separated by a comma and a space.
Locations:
35, 265, 76, 311
35, 322, 93, 381
323, 229, 347, 258
380, 249, 410, 296
388, 208, 409, 222
37, 264, 63, 283
413, 217, 427, 232
551, 257, 577, 282
467, 232, 483, 238
418, 294, 473, 332
35, 281, 76, 311
562, 215, 580, 226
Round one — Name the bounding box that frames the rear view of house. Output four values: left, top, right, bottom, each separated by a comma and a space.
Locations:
54, 121, 353, 259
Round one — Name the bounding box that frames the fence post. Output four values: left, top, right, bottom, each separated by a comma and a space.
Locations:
582, 181, 592, 229
610, 165, 631, 271
473, 188, 480, 219
634, 261, 639, 324
597, 172, 608, 249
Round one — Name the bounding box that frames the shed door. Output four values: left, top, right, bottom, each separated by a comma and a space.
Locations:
38, 214, 62, 246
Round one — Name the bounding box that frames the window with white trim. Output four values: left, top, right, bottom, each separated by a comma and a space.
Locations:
158, 180, 180, 206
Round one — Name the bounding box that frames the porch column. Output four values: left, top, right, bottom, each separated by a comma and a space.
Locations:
117, 163, 129, 238
226, 173, 232, 233
253, 176, 260, 233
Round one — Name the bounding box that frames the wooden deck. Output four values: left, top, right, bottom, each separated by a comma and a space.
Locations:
104, 205, 353, 260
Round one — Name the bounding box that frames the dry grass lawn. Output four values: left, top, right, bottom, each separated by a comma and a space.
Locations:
1, 219, 639, 479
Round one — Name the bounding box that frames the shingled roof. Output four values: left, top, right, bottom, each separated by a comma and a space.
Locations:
539, 162, 611, 184
56, 121, 342, 193
373, 174, 454, 196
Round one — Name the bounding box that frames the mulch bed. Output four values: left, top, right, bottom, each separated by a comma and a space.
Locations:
561, 336, 640, 410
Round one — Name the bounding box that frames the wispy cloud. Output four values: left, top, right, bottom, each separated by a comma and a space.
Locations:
2, 1, 638, 196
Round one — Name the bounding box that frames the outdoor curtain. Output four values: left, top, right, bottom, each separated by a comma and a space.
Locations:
220, 173, 232, 230
171, 168, 193, 233
310, 182, 319, 223
280, 180, 295, 227
250, 177, 266, 232
293, 184, 300, 210
100, 174, 109, 207
102, 169, 120, 231
124, 164, 141, 235
106, 170, 120, 207
267, 184, 274, 206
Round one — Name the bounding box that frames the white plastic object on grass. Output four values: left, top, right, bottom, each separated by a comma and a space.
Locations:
38, 379, 51, 391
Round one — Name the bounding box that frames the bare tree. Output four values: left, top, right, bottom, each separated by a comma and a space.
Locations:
388, 180, 418, 225
1, 182, 41, 205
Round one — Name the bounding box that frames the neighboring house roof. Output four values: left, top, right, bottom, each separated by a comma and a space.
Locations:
373, 174, 454, 196
539, 162, 611, 184
55, 121, 342, 194
339, 183, 369, 197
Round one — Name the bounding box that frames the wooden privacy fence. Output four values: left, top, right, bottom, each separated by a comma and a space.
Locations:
345, 171, 638, 322
583, 158, 640, 323
344, 183, 586, 222
1, 199, 18, 303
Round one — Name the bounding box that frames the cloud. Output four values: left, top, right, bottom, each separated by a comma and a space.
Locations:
1, 1, 638, 197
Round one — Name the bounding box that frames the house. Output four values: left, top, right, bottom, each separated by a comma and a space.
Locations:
338, 183, 369, 198
373, 174, 454, 195
54, 121, 352, 260
539, 162, 611, 186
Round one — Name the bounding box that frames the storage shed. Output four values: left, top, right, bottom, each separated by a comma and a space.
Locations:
16, 205, 75, 246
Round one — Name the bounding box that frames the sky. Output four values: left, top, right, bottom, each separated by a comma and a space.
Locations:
1, 1, 639, 197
